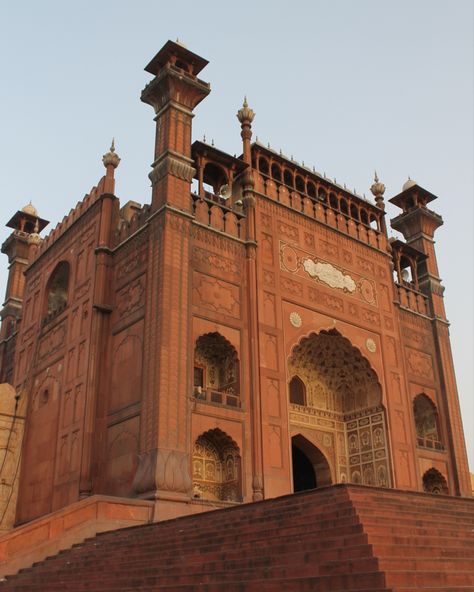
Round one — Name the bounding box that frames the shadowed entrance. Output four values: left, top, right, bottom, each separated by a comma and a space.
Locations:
292, 435, 331, 492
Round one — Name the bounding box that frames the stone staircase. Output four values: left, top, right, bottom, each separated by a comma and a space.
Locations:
0, 484, 472, 591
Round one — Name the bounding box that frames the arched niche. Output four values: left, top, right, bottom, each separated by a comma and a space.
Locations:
194, 333, 240, 407
289, 375, 306, 406
287, 330, 391, 488
422, 467, 448, 494
45, 261, 70, 317
192, 429, 241, 502
413, 394, 442, 449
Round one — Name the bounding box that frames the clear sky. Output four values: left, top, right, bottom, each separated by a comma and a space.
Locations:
1, 1, 472, 470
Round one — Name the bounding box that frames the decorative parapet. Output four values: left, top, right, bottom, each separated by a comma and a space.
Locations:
395, 282, 430, 316
192, 193, 245, 239
31, 176, 108, 262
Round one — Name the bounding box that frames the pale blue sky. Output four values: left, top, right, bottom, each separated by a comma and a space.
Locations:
1, 0, 472, 469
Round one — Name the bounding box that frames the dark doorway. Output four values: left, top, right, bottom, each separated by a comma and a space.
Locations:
291, 435, 332, 493
292, 444, 316, 492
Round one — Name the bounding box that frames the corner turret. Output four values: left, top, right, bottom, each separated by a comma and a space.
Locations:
389, 180, 445, 319
142, 40, 210, 212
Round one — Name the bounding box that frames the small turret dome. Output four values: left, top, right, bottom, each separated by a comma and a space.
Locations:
21, 201, 38, 217
402, 177, 416, 192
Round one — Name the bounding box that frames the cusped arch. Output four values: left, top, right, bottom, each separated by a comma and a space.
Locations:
288, 329, 382, 412
194, 332, 240, 406
192, 428, 241, 502
422, 467, 448, 495
287, 329, 391, 489
413, 393, 442, 448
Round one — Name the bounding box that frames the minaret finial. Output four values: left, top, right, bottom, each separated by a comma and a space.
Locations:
237, 97, 255, 165
370, 170, 386, 210
103, 139, 121, 169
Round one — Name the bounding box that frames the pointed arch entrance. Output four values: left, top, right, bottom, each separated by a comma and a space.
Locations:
292, 434, 331, 492
288, 330, 391, 488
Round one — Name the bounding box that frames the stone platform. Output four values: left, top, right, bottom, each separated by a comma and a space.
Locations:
0, 484, 473, 591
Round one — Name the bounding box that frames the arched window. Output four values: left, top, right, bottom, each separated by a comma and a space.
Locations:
329, 193, 338, 210
340, 198, 349, 216
45, 261, 70, 317
271, 163, 282, 182
295, 175, 305, 193
307, 182, 316, 199
413, 394, 442, 449
258, 157, 269, 175
369, 214, 379, 231
283, 170, 293, 188
203, 162, 228, 196
289, 375, 306, 406
360, 209, 369, 226
422, 468, 448, 495
192, 429, 241, 502
350, 204, 359, 221
318, 188, 327, 203
194, 333, 240, 407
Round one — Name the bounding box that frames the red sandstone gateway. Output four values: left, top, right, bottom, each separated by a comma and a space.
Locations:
0, 40, 472, 588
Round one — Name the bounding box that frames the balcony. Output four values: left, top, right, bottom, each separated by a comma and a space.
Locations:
193, 386, 241, 409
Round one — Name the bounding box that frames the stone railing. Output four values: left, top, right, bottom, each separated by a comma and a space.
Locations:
192, 193, 245, 239
416, 436, 444, 451
254, 174, 387, 251
193, 386, 240, 408
396, 283, 430, 316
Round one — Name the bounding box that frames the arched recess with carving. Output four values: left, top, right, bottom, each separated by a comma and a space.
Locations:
44, 261, 70, 319
193, 332, 240, 407
287, 329, 391, 488
192, 429, 241, 502
422, 467, 449, 494
413, 394, 443, 450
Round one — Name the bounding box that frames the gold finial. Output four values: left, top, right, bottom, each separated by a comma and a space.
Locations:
237, 96, 255, 124
370, 170, 386, 210
102, 138, 121, 169
28, 218, 41, 245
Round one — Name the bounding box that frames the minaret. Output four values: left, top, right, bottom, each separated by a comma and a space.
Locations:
141, 40, 210, 212
132, 42, 211, 504
0, 204, 48, 382
236, 97, 264, 500
389, 179, 471, 496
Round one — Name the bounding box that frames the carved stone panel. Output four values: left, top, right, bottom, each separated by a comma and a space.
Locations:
193, 272, 240, 319
192, 246, 241, 281
279, 242, 378, 307
405, 347, 434, 381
